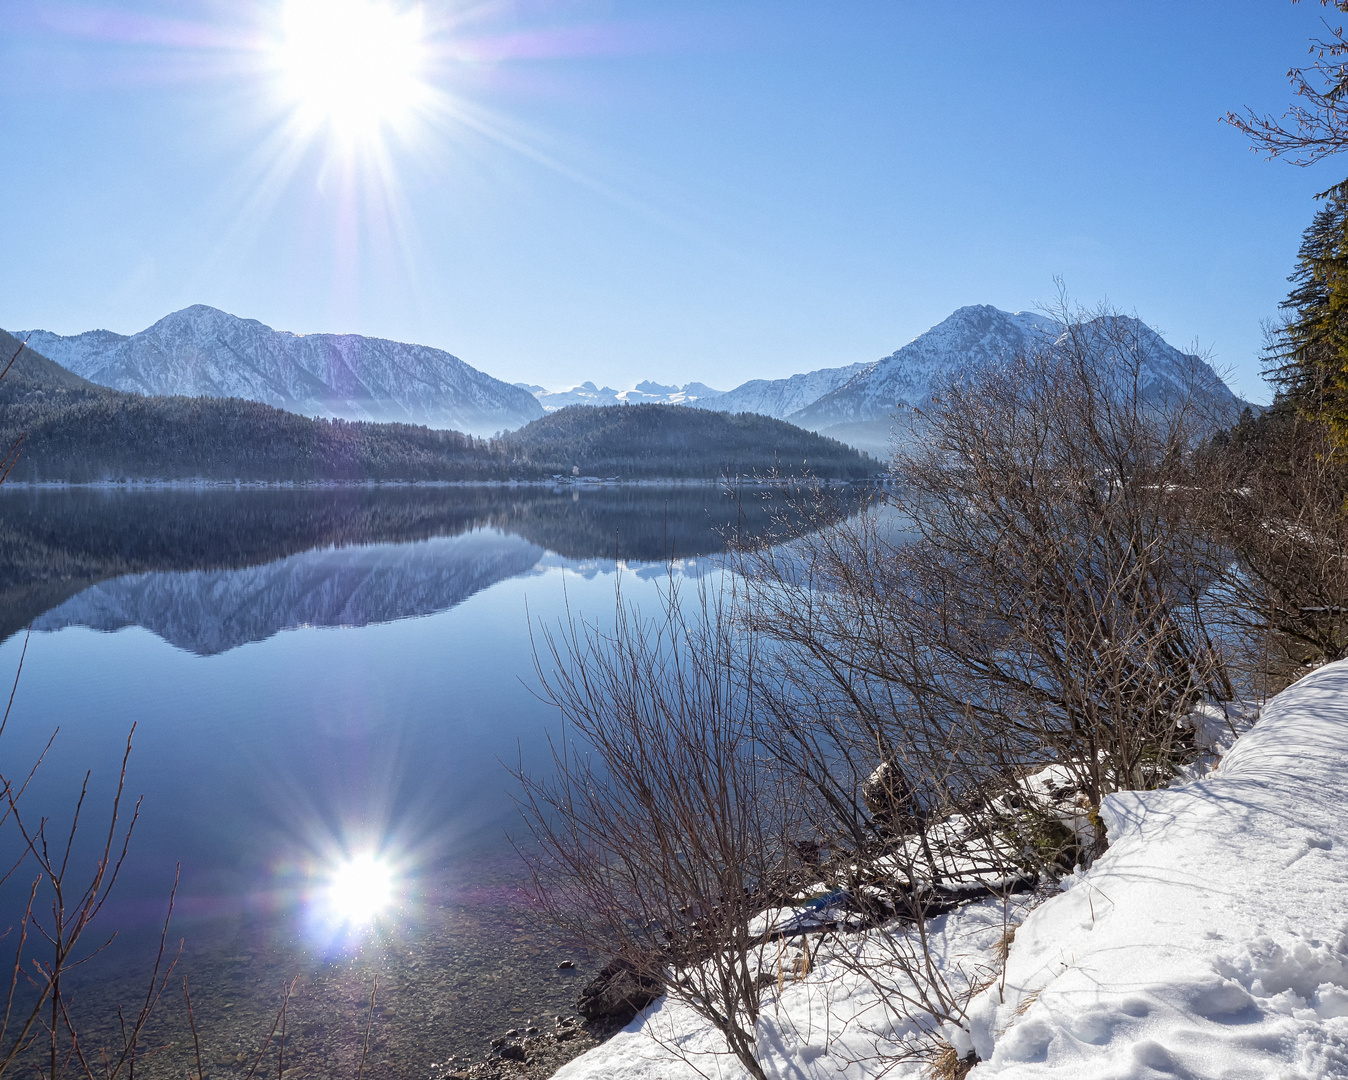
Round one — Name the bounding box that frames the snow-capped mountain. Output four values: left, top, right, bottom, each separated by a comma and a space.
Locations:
14, 306, 544, 436
707, 362, 869, 419
507, 305, 1241, 458
518, 379, 724, 413
792, 305, 1240, 429
790, 305, 1060, 429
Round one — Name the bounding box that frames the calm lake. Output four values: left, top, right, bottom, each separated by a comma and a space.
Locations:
0, 485, 853, 1078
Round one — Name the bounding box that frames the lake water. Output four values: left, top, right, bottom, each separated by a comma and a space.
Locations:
0, 485, 850, 1078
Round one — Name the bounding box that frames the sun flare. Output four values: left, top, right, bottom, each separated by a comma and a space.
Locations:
274, 0, 429, 143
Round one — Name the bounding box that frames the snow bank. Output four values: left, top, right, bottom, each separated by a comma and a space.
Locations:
552, 896, 1032, 1080
552, 662, 1348, 1079
965, 661, 1348, 1078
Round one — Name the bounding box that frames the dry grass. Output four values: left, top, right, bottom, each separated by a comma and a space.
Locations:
993, 923, 1020, 966
926, 1040, 976, 1080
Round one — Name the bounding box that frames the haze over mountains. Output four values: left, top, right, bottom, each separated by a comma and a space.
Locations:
516, 379, 726, 411
6, 303, 1245, 459
707, 362, 869, 421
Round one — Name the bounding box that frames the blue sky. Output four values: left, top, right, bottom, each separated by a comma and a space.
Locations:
0, 1, 1342, 401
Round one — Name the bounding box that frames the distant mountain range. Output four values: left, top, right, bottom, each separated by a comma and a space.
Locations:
707, 362, 870, 421
516, 379, 725, 411
790, 307, 1060, 428
7, 303, 1245, 459
520, 306, 1243, 456
14, 305, 543, 437
709, 306, 1243, 453
0, 328, 875, 482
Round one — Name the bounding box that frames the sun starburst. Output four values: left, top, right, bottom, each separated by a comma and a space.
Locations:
271, 0, 431, 149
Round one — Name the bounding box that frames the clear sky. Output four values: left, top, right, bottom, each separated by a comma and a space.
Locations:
0, 1, 1342, 401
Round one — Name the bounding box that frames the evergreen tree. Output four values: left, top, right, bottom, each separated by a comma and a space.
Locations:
1266, 190, 1348, 434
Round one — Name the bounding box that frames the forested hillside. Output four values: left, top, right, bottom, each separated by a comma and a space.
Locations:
0, 334, 875, 482
500, 404, 874, 479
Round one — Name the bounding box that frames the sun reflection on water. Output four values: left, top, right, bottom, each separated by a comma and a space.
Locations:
307, 846, 405, 944
325, 851, 396, 924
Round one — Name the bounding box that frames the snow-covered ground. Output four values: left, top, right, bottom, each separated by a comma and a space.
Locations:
554, 661, 1348, 1079
553, 894, 1037, 1080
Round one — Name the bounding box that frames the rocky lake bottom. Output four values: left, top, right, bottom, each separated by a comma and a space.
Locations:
46, 861, 606, 1080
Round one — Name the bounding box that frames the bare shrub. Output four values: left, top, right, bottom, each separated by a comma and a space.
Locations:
0, 337, 177, 1078
742, 304, 1236, 857
927, 1039, 977, 1080
515, 572, 799, 1080
517, 302, 1243, 1073
726, 304, 1239, 1060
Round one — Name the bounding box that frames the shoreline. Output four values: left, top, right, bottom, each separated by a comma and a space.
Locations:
44, 860, 607, 1080
0, 476, 882, 491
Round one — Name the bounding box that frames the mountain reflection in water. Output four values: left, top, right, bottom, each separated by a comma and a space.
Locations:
0, 486, 852, 652
32, 533, 546, 655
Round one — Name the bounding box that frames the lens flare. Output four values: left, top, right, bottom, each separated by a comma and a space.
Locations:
318, 850, 398, 929
273, 0, 429, 144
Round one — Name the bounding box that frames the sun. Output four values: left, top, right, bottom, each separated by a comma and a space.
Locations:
273, 0, 429, 144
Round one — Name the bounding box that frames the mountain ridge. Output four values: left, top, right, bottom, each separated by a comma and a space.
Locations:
13, 305, 545, 437
9, 303, 1246, 460
509, 306, 1243, 461
519, 380, 725, 412
792, 305, 1061, 428
707, 362, 869, 420
0, 331, 875, 482
790, 305, 1241, 430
